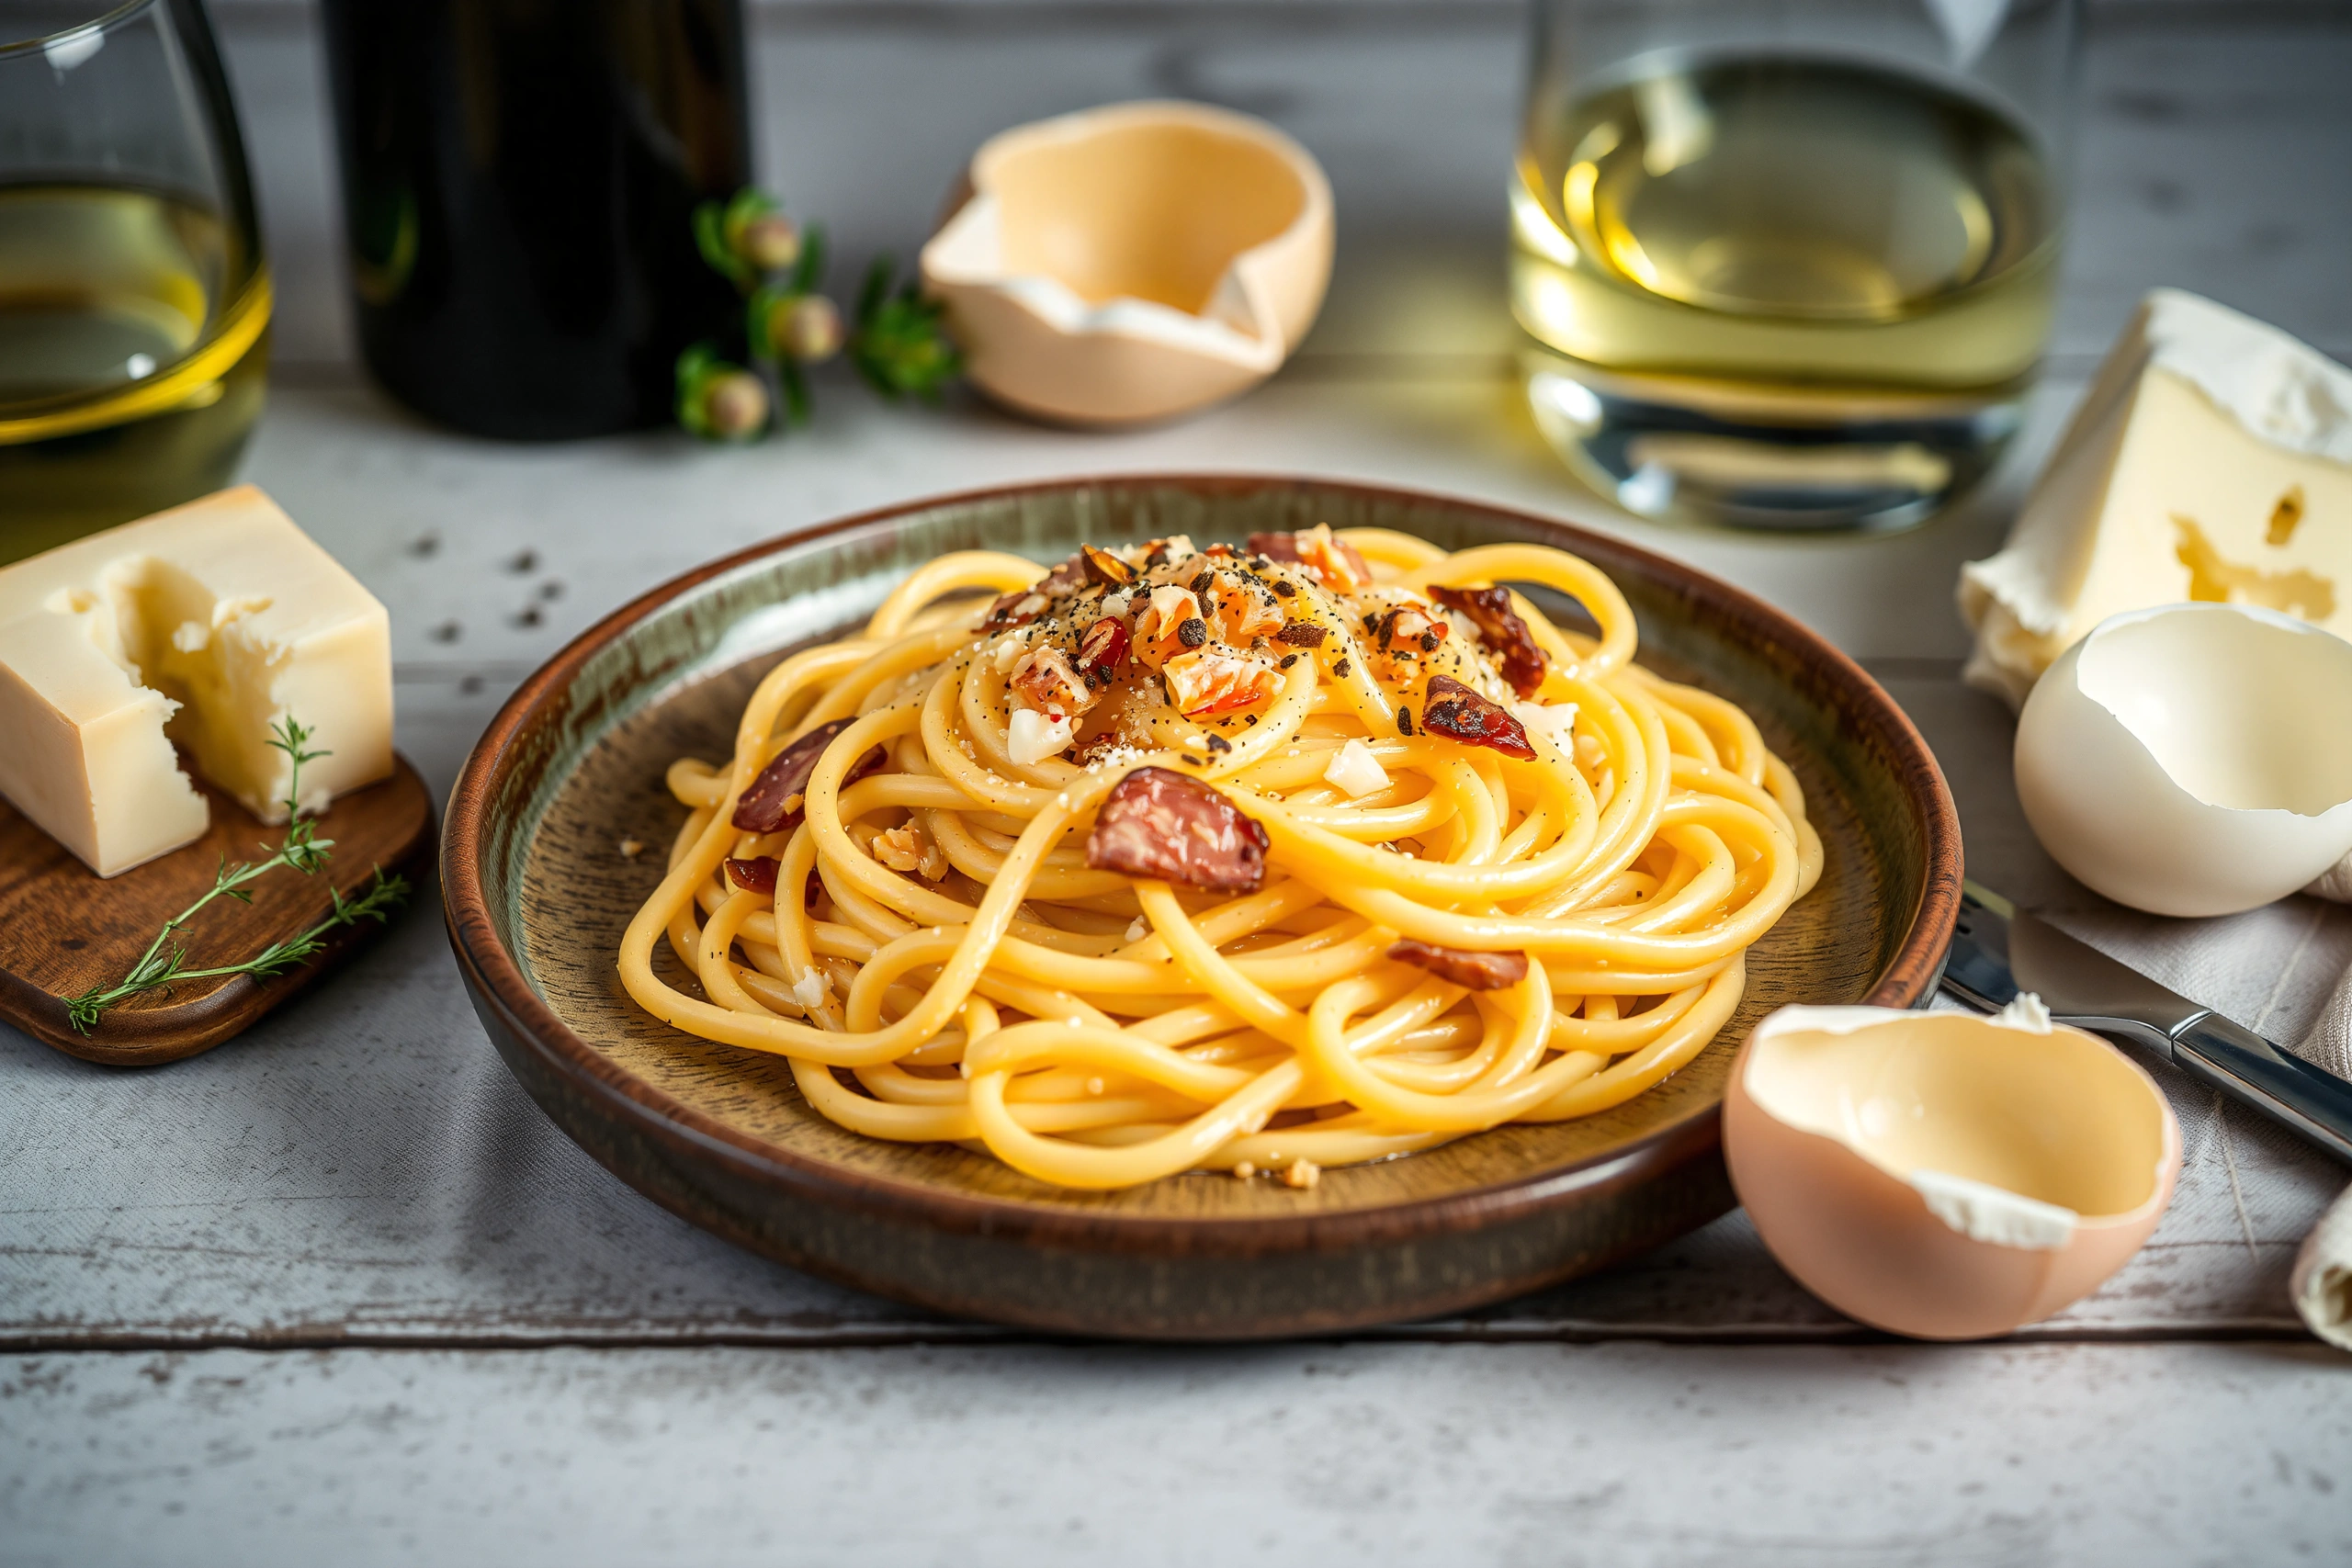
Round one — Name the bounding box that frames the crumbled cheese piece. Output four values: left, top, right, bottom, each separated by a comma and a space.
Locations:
618, 837, 645, 859
1232, 1161, 1257, 1179
1512, 700, 1579, 753
1005, 706, 1074, 765
1994, 991, 2054, 1033
1125, 918, 1148, 942
991, 633, 1027, 675
1282, 1157, 1321, 1190
791, 970, 830, 1010
1322, 738, 1390, 798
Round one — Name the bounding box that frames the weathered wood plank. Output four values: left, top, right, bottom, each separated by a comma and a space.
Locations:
5, 0, 2344, 1352
4, 1341, 2347, 1566
4, 660, 2339, 1348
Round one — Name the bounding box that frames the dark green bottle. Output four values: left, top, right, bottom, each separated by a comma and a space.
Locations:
322, 0, 751, 439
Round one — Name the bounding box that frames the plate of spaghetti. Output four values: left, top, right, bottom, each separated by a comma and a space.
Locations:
444, 476, 1959, 1337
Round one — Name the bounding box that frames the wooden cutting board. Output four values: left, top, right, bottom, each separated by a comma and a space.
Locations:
0, 756, 435, 1066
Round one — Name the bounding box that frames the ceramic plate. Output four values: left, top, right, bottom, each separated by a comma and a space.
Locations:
443, 476, 1960, 1337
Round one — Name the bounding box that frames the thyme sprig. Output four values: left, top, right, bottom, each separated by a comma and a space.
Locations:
62, 718, 411, 1033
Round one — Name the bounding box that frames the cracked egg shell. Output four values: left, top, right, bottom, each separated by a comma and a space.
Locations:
1724, 1002, 2180, 1341
2016, 603, 2352, 917
920, 99, 1332, 427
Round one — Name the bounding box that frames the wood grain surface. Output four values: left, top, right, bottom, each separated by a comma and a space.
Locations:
443, 476, 1960, 1335
0, 760, 435, 1065
7, 3, 2349, 1560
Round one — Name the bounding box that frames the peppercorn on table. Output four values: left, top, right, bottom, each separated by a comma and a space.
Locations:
5, 3, 2350, 1563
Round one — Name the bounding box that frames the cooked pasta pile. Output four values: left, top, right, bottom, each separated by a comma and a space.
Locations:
618, 526, 1822, 1190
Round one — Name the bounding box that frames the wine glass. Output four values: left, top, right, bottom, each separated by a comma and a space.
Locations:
1514, 0, 2081, 531
0, 0, 269, 563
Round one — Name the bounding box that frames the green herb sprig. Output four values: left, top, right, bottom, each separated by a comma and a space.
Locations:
676, 186, 962, 441
850, 254, 962, 403
63, 718, 411, 1034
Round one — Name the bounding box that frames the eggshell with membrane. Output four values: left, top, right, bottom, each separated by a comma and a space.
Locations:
920, 100, 1333, 427
2014, 603, 2352, 917
1724, 1002, 2180, 1340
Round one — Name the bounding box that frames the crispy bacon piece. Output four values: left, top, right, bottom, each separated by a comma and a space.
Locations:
732, 719, 888, 833
1163, 648, 1282, 718
1069, 732, 1124, 766
1374, 604, 1448, 653
1388, 939, 1529, 990
1086, 767, 1269, 893
1246, 525, 1374, 592
1205, 574, 1284, 645
1011, 645, 1093, 717
724, 855, 780, 896
1275, 622, 1326, 648
1431, 585, 1548, 699
982, 588, 1049, 630
1419, 674, 1535, 761
1133, 583, 1204, 670
981, 555, 1090, 628
1076, 615, 1130, 687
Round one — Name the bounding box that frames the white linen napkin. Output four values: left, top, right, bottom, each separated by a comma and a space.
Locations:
2294, 1186, 2352, 1349
2046, 897, 2352, 1348
2284, 942, 2352, 1348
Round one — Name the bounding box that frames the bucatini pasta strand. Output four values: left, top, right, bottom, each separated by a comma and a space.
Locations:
618, 526, 1820, 1190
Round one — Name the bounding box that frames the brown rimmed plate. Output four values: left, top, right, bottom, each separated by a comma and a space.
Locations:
442, 476, 1960, 1339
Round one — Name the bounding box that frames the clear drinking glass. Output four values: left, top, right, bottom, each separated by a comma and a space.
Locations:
0, 0, 268, 563
1514, 0, 2079, 531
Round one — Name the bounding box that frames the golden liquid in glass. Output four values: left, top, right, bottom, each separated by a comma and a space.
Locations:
0, 185, 270, 563
1511, 56, 2060, 527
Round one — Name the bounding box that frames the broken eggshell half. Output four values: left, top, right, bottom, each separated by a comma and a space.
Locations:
2016, 602, 2352, 917
919, 99, 1333, 427
1724, 1000, 2180, 1341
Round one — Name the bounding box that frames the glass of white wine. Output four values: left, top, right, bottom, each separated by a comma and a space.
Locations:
0, 0, 268, 563
1515, 0, 2079, 531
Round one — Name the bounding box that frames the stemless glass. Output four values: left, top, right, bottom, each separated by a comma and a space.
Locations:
0, 0, 267, 563
1514, 0, 2080, 532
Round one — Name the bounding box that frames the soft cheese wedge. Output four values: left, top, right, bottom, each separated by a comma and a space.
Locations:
1961, 288, 2352, 705
0, 486, 392, 877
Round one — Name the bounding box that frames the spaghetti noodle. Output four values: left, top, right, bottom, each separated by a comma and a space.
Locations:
618, 526, 1822, 1190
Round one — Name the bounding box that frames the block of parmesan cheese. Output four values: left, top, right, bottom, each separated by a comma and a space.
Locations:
0, 486, 393, 877
1960, 289, 2352, 705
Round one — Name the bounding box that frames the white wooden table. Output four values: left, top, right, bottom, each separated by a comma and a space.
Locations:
6, 3, 2352, 1562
